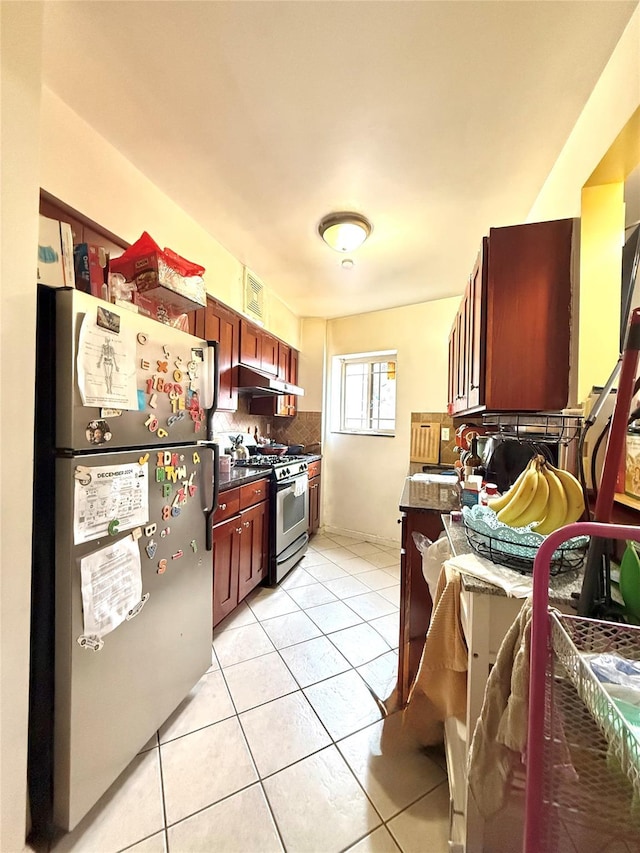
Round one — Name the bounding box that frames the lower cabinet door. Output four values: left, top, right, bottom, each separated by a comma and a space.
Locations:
308, 475, 321, 534
237, 500, 268, 601
212, 516, 241, 627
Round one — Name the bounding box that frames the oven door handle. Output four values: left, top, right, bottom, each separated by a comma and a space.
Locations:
276, 474, 308, 495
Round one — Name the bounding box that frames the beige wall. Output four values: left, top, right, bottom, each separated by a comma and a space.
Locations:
298, 318, 327, 413
39, 89, 301, 349
528, 7, 640, 223
1, 3, 43, 850
322, 297, 459, 544
528, 7, 640, 402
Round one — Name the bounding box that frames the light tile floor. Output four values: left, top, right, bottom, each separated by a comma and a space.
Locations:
50, 532, 449, 853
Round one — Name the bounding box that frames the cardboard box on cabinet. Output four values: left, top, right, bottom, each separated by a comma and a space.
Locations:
37, 215, 75, 288
74, 243, 108, 298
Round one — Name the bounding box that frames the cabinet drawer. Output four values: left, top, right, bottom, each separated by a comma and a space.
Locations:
240, 478, 269, 509
307, 460, 321, 479
214, 488, 241, 524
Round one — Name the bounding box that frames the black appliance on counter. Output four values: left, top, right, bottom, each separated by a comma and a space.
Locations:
481, 436, 557, 493
233, 455, 310, 583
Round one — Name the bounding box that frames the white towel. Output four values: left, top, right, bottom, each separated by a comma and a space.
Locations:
445, 552, 534, 598
293, 476, 308, 498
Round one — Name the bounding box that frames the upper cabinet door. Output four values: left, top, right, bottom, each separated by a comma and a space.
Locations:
277, 343, 291, 381
467, 239, 487, 411
204, 299, 238, 412
239, 319, 262, 369
287, 347, 299, 417
260, 332, 279, 376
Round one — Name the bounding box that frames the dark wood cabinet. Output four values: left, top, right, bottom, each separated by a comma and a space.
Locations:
239, 319, 262, 370
212, 478, 269, 627
398, 508, 445, 706
194, 298, 239, 412
307, 459, 321, 535
250, 341, 299, 418
448, 219, 577, 415
239, 320, 278, 376
260, 332, 279, 376
237, 500, 268, 600
212, 516, 241, 626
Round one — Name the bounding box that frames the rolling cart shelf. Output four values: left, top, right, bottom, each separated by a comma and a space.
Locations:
550, 612, 640, 800
525, 521, 640, 853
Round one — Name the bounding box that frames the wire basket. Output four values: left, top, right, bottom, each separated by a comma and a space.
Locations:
462, 505, 588, 576
481, 412, 584, 446
534, 613, 640, 851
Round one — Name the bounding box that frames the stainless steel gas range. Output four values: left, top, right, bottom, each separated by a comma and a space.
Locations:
233, 455, 309, 584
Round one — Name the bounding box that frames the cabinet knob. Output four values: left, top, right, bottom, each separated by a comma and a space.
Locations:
244, 521, 250, 528
219, 502, 227, 511
254, 488, 262, 494
236, 527, 243, 534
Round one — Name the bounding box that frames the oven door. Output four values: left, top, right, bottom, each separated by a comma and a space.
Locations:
275, 472, 309, 556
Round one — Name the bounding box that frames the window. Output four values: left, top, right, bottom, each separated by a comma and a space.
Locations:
333, 351, 397, 435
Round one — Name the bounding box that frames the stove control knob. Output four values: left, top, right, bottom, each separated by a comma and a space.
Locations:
285, 468, 290, 476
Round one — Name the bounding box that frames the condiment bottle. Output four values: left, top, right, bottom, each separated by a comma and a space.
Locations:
480, 483, 500, 506
464, 434, 483, 479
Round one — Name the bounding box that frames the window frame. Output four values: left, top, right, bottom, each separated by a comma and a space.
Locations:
333, 350, 397, 437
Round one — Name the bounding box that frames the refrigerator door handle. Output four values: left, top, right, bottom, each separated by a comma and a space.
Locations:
202, 341, 219, 433
200, 442, 220, 551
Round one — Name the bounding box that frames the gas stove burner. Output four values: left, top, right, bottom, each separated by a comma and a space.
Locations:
233, 454, 309, 482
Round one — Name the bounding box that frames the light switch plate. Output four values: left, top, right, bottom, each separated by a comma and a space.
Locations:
441, 427, 450, 441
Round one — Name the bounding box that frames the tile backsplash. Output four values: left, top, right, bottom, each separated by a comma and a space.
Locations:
213, 397, 321, 453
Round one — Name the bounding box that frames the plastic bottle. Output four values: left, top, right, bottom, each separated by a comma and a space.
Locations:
480, 482, 500, 506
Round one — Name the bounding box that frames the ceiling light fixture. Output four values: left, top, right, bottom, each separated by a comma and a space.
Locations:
318, 212, 372, 253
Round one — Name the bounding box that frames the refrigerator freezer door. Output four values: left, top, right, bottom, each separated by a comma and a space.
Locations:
55, 289, 215, 451
53, 445, 214, 830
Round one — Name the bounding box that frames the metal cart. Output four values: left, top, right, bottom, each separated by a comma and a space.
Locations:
524, 521, 640, 853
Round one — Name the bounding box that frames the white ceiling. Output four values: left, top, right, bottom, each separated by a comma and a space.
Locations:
41, 1, 637, 319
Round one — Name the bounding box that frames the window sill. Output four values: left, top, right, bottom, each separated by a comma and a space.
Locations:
331, 430, 396, 437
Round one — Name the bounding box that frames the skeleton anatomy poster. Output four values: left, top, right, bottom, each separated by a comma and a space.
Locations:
77, 309, 138, 409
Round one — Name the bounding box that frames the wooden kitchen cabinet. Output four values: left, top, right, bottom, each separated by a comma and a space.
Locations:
398, 507, 445, 706
194, 297, 239, 411
307, 459, 321, 535
212, 516, 241, 625
212, 478, 269, 627
448, 218, 577, 415
239, 320, 278, 376
250, 341, 300, 418
236, 500, 268, 601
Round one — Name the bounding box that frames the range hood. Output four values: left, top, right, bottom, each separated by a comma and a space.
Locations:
236, 365, 305, 397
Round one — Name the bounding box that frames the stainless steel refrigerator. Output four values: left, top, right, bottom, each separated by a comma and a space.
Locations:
28, 287, 219, 835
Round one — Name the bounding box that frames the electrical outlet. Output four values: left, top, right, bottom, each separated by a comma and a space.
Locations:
441, 427, 450, 441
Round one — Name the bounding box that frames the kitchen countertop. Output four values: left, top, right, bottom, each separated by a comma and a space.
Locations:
442, 512, 584, 606
218, 467, 270, 491
398, 463, 461, 514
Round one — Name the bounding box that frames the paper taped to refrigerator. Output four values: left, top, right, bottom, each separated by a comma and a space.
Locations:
80, 537, 143, 639
77, 312, 138, 409
74, 462, 149, 545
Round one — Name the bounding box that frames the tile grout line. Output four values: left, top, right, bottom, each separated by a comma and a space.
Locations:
167, 537, 428, 852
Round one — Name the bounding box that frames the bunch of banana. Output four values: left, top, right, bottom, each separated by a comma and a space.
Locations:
487, 455, 585, 535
